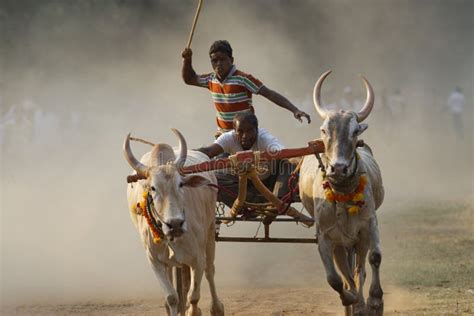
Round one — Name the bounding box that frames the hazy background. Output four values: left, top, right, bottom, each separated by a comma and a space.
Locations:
1, 0, 473, 307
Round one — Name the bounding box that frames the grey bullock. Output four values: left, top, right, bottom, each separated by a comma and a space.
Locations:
124, 129, 224, 316
299, 71, 385, 315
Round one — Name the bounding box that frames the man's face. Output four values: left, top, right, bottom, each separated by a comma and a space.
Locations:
210, 51, 233, 80
235, 120, 257, 150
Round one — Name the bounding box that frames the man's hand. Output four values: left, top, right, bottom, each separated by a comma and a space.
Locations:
182, 47, 199, 86
294, 110, 311, 124
182, 47, 193, 60
259, 86, 312, 124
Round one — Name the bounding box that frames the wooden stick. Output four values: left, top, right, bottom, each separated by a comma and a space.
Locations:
247, 169, 314, 227
230, 174, 248, 217
187, 0, 204, 48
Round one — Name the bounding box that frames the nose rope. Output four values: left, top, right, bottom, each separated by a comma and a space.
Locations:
147, 192, 186, 231
347, 150, 359, 178
324, 147, 360, 179
315, 152, 326, 174
136, 191, 164, 244
146, 192, 167, 225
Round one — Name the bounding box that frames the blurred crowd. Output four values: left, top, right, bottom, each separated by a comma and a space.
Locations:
294, 85, 468, 143
0, 85, 468, 159
0, 96, 83, 156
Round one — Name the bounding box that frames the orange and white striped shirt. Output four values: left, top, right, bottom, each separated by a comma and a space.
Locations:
198, 66, 263, 132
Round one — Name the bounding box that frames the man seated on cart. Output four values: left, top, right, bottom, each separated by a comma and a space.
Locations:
197, 112, 295, 208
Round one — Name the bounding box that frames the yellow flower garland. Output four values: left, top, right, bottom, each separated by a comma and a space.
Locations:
139, 191, 162, 244
323, 175, 367, 215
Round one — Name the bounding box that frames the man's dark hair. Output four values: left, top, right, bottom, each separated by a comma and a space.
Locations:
209, 40, 233, 58
233, 112, 258, 129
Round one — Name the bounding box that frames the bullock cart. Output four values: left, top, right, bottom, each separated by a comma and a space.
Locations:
126, 137, 363, 315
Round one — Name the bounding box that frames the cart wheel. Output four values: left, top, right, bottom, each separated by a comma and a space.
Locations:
172, 265, 191, 316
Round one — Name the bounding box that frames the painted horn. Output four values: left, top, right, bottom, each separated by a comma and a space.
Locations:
313, 70, 332, 120
356, 75, 374, 122
123, 133, 149, 178
171, 128, 187, 170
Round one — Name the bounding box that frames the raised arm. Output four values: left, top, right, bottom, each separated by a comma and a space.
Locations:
259, 86, 311, 123
181, 48, 201, 86
196, 143, 224, 159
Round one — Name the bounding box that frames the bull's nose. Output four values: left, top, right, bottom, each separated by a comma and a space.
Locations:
165, 218, 185, 231
330, 163, 349, 176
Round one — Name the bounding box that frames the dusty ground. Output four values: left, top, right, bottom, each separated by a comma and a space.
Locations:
3, 199, 473, 315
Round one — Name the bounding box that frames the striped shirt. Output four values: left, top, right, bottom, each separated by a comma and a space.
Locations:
198, 66, 263, 132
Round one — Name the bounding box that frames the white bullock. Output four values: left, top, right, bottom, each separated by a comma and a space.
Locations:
124, 129, 224, 316
299, 71, 385, 315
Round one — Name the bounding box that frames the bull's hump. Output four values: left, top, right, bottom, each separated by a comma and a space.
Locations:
151, 144, 176, 166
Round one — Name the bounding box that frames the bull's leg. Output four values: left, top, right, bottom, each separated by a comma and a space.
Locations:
333, 246, 358, 306
318, 236, 357, 306
165, 266, 174, 316
186, 260, 205, 316
148, 252, 179, 316
205, 228, 224, 316
367, 215, 384, 316
353, 241, 369, 316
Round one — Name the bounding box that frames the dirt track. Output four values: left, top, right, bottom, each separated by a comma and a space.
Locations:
4, 286, 428, 315
2, 203, 474, 315
4, 200, 473, 315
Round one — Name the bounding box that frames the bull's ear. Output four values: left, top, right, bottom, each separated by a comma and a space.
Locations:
357, 123, 368, 136
181, 175, 211, 188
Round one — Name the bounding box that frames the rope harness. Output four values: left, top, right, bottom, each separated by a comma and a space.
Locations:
276, 158, 304, 215
207, 183, 238, 199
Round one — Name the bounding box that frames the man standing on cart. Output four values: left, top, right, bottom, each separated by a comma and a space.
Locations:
197, 112, 294, 208
181, 40, 311, 137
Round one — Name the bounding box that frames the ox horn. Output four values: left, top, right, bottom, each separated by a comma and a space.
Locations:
171, 128, 187, 171
356, 75, 374, 122
313, 70, 333, 120
123, 133, 149, 178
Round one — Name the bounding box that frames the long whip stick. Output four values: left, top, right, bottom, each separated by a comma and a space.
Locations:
186, 0, 204, 48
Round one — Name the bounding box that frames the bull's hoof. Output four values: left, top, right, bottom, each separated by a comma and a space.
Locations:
186, 305, 202, 316
210, 300, 225, 316
367, 297, 384, 316
354, 301, 367, 316
340, 290, 358, 306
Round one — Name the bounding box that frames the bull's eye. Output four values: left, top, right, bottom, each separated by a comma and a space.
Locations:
151, 186, 156, 191
179, 182, 184, 188
321, 129, 327, 136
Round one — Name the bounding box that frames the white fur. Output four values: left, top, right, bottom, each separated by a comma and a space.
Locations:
127, 149, 224, 316
299, 114, 385, 314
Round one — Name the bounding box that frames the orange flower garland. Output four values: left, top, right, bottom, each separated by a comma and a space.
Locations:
323, 175, 367, 215
139, 191, 162, 244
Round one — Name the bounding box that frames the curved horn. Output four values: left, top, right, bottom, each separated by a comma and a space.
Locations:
123, 133, 149, 178
171, 128, 187, 170
356, 75, 374, 122
313, 70, 332, 120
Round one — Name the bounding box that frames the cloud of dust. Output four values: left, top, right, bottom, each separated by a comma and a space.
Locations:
1, 0, 472, 307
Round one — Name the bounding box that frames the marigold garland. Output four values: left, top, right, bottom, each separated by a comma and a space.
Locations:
139, 191, 161, 244
323, 175, 367, 215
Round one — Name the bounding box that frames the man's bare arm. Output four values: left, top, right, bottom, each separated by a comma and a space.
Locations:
196, 143, 224, 159
259, 86, 311, 123
182, 48, 201, 86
